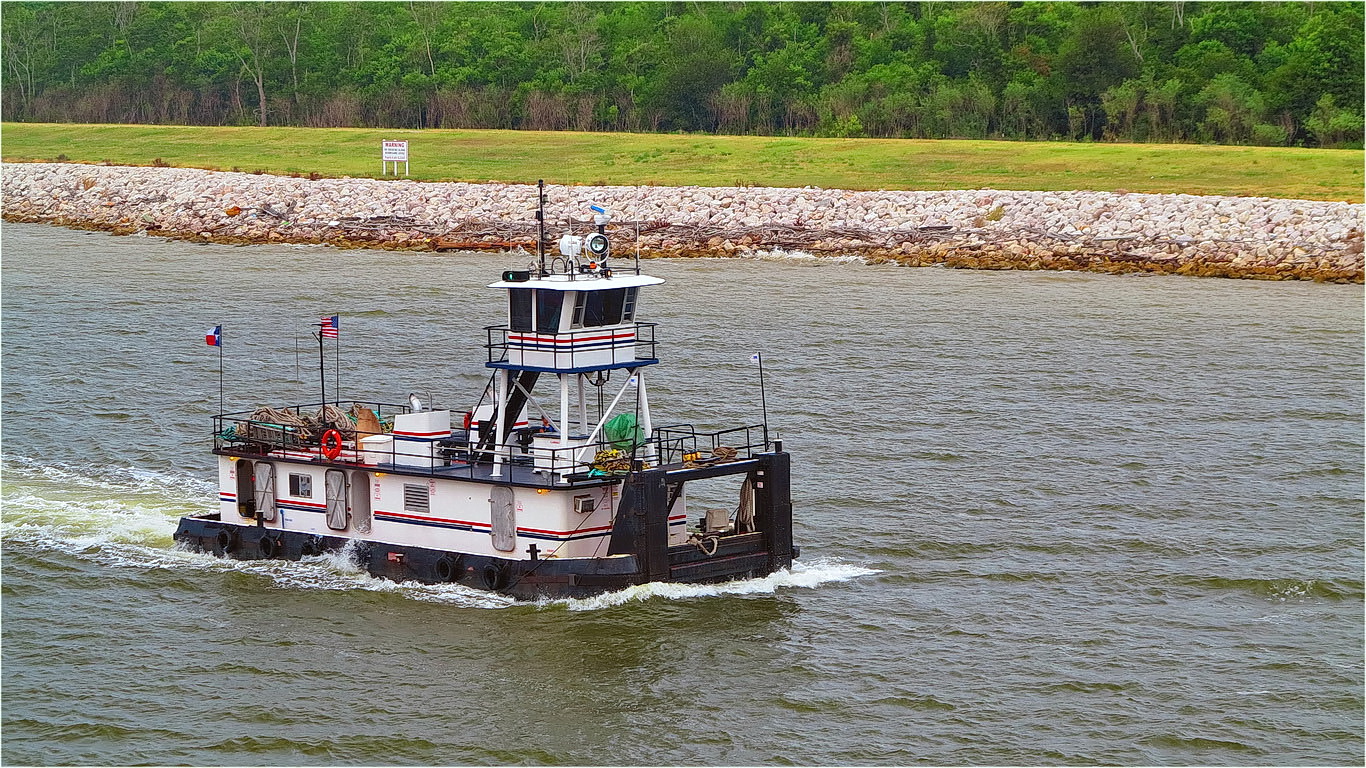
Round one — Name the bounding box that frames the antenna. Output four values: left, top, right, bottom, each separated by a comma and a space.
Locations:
314, 327, 326, 406
536, 179, 546, 276
217, 326, 224, 416
754, 352, 770, 447
632, 181, 642, 274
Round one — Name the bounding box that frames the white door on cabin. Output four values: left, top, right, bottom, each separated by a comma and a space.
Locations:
350, 470, 372, 533
325, 469, 348, 531
490, 486, 516, 552
236, 461, 256, 519
254, 461, 277, 522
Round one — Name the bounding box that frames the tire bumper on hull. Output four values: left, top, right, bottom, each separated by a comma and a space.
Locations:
173, 516, 790, 600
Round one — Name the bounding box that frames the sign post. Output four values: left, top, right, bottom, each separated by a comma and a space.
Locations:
381, 140, 409, 176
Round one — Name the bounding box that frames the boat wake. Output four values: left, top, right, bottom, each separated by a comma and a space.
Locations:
547, 558, 881, 611
2, 455, 874, 609
1, 457, 517, 608
1, 455, 205, 550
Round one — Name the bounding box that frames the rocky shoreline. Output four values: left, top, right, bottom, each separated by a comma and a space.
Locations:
3, 162, 1361, 282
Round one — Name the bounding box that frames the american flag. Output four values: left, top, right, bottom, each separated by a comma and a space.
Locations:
320, 315, 339, 339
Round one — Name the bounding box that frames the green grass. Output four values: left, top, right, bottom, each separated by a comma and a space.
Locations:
3, 122, 1361, 202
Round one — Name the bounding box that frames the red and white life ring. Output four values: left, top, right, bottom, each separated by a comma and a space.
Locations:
321, 429, 344, 460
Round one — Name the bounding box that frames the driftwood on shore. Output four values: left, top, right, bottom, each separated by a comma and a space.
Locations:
3, 162, 1361, 282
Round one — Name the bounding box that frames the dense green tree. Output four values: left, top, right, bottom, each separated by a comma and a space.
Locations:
2, 1, 1360, 148
1053, 6, 1141, 138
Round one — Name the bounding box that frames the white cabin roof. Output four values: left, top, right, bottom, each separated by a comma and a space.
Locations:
488, 273, 665, 291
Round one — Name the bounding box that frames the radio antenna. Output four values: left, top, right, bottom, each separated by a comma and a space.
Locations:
536, 179, 546, 276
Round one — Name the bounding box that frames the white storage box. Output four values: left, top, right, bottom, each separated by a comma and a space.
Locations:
360, 435, 394, 465
532, 434, 591, 474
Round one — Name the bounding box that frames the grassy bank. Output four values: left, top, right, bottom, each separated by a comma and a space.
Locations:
2, 122, 1360, 201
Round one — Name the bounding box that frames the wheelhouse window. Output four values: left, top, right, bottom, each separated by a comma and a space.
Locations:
536, 290, 564, 333
509, 289, 566, 333
574, 288, 628, 328
288, 473, 312, 498
571, 293, 587, 328
508, 289, 533, 331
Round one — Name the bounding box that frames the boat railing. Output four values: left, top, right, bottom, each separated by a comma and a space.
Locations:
428, 423, 767, 482
485, 322, 658, 369
651, 423, 771, 466
215, 405, 767, 485
212, 400, 413, 455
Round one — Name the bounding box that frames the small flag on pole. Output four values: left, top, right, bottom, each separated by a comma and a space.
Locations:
320, 315, 339, 339
750, 352, 761, 364
205, 325, 222, 346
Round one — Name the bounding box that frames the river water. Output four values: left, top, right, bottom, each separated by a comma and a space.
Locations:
1, 222, 1361, 766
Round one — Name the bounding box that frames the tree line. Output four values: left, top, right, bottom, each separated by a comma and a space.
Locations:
3, 1, 1362, 148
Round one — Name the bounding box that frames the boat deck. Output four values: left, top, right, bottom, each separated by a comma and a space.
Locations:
214, 400, 770, 488
216, 446, 765, 488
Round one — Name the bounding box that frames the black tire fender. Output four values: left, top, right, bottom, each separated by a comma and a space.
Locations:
481, 562, 508, 591
435, 555, 461, 582
259, 533, 278, 559
216, 528, 234, 553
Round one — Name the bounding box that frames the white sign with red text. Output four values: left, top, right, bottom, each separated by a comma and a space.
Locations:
382, 140, 409, 176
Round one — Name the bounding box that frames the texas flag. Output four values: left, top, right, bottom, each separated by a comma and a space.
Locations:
205, 325, 222, 347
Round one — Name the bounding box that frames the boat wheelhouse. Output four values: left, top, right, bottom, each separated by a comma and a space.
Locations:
174, 185, 798, 599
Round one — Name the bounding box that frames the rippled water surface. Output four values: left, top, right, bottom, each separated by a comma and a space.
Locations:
2, 224, 1362, 766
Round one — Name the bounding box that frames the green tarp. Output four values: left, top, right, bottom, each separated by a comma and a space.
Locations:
603, 413, 643, 450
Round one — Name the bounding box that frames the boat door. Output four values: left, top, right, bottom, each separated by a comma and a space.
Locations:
350, 470, 372, 533
254, 461, 277, 522
325, 469, 348, 530
490, 486, 516, 552
235, 460, 256, 519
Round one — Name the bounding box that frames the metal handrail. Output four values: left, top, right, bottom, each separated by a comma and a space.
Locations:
652, 423, 770, 465
213, 399, 413, 420
214, 406, 766, 487
486, 322, 658, 368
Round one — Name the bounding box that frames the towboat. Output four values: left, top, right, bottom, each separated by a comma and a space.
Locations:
174, 185, 798, 599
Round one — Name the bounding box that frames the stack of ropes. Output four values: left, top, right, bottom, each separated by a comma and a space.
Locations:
315, 404, 355, 439
241, 406, 311, 448
682, 445, 739, 469
243, 405, 365, 447
590, 448, 634, 473
249, 406, 308, 429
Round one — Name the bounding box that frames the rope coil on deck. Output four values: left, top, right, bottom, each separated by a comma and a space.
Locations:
682, 445, 739, 468
688, 533, 720, 556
